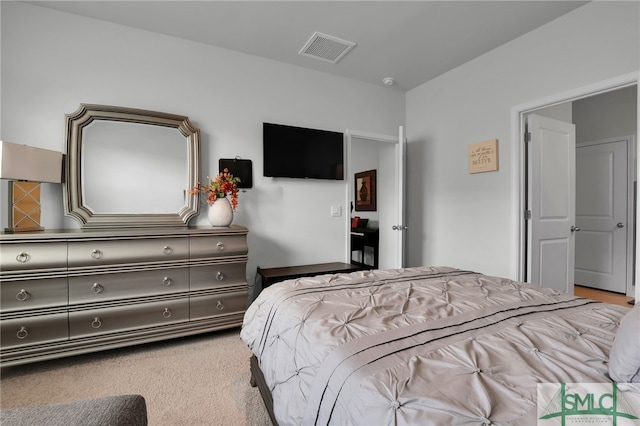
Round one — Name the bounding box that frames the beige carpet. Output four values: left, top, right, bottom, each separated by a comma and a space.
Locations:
0, 329, 272, 425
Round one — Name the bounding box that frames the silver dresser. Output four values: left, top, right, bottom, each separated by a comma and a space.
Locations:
0, 225, 248, 367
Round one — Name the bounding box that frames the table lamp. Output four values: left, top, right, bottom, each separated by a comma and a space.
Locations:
0, 141, 63, 232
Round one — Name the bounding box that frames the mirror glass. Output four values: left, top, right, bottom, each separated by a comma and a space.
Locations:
64, 104, 200, 228
82, 121, 187, 214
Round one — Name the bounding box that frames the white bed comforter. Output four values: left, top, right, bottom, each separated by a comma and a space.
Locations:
240, 266, 630, 425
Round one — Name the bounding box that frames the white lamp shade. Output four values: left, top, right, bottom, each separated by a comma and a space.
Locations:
0, 140, 63, 183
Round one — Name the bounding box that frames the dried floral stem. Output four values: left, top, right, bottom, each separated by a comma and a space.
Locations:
188, 168, 240, 210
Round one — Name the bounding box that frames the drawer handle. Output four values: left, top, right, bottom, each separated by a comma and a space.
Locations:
216, 301, 224, 311
91, 317, 102, 329
16, 289, 31, 301
216, 242, 225, 251
216, 272, 225, 281
162, 308, 172, 318
163, 277, 173, 286
16, 326, 29, 339
163, 246, 172, 255
91, 283, 104, 294
91, 249, 103, 260
16, 252, 30, 263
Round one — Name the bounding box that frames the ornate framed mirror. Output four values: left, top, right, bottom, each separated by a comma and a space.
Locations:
64, 104, 200, 228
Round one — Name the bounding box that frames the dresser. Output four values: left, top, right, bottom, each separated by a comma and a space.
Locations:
0, 225, 248, 367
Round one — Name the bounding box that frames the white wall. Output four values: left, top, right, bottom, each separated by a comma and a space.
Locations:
406, 1, 639, 279
533, 103, 573, 123
573, 86, 637, 143
4, 1, 639, 292
0, 2, 405, 296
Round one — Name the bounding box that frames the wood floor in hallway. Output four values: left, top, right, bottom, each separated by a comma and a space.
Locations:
574, 285, 634, 308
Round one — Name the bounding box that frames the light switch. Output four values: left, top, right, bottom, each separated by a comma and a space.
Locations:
330, 205, 342, 217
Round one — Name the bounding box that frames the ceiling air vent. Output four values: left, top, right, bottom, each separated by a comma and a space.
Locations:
299, 32, 356, 64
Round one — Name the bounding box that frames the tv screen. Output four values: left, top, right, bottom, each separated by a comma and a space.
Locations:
263, 122, 344, 180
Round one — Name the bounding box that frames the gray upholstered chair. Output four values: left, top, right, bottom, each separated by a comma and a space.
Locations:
0, 394, 147, 426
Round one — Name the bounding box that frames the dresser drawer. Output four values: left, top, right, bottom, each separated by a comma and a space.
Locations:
190, 235, 247, 259
69, 267, 189, 305
0, 242, 67, 272
190, 262, 247, 291
0, 313, 68, 348
190, 290, 248, 321
69, 298, 189, 338
1, 277, 68, 313
68, 237, 189, 267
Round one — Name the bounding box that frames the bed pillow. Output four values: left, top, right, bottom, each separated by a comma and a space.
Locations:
609, 303, 640, 383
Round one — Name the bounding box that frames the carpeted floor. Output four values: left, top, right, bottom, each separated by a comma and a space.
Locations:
0, 328, 271, 425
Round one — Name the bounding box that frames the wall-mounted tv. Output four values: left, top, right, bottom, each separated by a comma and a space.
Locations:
263, 122, 344, 180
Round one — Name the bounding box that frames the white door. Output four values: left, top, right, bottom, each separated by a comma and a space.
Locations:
527, 114, 576, 293
346, 127, 406, 269
575, 139, 628, 293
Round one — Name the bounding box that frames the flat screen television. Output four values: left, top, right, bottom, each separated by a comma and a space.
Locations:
263, 122, 344, 180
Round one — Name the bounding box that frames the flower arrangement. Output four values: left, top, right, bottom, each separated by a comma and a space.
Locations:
189, 168, 241, 210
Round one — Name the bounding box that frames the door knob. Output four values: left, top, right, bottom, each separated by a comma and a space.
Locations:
617, 222, 625, 228
571, 226, 581, 232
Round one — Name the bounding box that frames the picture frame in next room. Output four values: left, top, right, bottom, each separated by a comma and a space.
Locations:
355, 169, 376, 212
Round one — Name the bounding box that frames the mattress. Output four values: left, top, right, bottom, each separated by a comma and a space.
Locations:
240, 266, 630, 425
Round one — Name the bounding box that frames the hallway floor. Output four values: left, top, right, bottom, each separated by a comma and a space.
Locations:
574, 285, 634, 308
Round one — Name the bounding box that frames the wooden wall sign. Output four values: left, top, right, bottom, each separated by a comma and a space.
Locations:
468, 139, 498, 173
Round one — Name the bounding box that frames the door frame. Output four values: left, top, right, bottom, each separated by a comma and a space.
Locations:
510, 72, 639, 299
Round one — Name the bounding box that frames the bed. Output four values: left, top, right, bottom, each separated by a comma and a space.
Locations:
240, 266, 638, 425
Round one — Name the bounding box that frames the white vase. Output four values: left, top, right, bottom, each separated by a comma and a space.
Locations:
207, 197, 233, 227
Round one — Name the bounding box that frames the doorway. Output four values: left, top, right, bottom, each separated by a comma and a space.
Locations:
346, 128, 406, 269
513, 73, 638, 299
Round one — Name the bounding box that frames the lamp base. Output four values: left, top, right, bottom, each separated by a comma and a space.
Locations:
7, 181, 44, 232
4, 226, 44, 233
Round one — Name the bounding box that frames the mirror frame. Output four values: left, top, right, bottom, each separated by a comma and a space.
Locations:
64, 104, 201, 228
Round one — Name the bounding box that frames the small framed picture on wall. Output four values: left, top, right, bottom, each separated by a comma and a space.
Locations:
355, 169, 376, 211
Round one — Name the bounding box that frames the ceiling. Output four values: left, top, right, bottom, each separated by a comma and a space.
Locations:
27, 1, 588, 92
